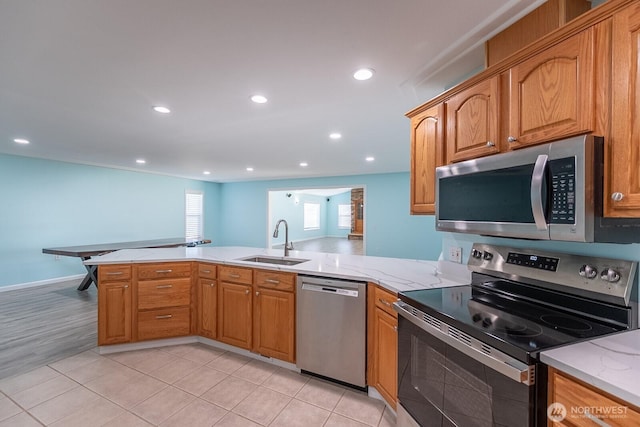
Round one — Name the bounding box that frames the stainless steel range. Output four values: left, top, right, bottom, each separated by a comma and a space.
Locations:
395, 243, 638, 427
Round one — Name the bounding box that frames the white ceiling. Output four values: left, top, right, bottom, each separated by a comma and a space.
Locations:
0, 0, 545, 183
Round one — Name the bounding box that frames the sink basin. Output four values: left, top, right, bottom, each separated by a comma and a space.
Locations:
237, 255, 310, 266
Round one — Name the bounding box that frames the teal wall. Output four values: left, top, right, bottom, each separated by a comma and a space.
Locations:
268, 192, 328, 245
0, 154, 221, 287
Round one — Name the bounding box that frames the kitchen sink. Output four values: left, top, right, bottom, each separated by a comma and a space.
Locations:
237, 255, 310, 266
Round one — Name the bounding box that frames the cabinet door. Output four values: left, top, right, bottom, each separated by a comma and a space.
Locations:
98, 281, 132, 345
609, 4, 640, 216
217, 282, 252, 349
508, 28, 594, 149
374, 308, 398, 409
253, 288, 295, 363
199, 279, 217, 339
410, 104, 444, 214
446, 76, 500, 163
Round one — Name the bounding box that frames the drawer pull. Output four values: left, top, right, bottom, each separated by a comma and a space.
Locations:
379, 298, 391, 307
155, 269, 173, 273
229, 273, 241, 278
156, 284, 173, 289
202, 269, 212, 274
155, 314, 172, 319
265, 279, 280, 284
123, 285, 129, 289
105, 271, 124, 276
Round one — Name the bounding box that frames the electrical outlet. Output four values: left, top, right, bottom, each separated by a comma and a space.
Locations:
449, 247, 462, 263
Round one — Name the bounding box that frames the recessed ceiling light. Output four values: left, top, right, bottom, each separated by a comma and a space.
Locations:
152, 106, 171, 114
299, 162, 308, 167
365, 156, 375, 162
246, 167, 254, 172
250, 95, 268, 104
13, 138, 29, 144
329, 132, 342, 140
203, 171, 211, 175
136, 159, 146, 164
353, 68, 374, 81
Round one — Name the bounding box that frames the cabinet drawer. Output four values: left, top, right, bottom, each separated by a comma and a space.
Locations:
374, 286, 398, 317
198, 263, 217, 279
255, 270, 295, 291
137, 278, 191, 310
98, 265, 131, 282
137, 307, 190, 341
137, 262, 191, 280
219, 266, 253, 285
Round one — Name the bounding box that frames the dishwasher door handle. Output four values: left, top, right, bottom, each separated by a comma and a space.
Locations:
301, 283, 360, 297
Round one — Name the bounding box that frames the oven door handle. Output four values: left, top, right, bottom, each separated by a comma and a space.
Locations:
394, 301, 535, 385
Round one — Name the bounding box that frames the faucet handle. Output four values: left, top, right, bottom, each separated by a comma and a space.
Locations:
287, 242, 294, 250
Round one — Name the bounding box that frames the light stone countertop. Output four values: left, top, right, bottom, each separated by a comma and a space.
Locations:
541, 329, 640, 408
85, 246, 471, 293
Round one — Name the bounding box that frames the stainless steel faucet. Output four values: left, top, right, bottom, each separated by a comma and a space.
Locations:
273, 219, 293, 256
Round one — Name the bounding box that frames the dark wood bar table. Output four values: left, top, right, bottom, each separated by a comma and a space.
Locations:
42, 238, 211, 290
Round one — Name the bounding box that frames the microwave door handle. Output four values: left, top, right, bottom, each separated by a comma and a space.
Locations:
531, 154, 548, 231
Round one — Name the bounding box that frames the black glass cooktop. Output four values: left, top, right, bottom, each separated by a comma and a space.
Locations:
399, 281, 623, 362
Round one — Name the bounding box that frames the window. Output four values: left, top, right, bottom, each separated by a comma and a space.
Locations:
338, 204, 351, 228
303, 203, 320, 230
185, 191, 203, 240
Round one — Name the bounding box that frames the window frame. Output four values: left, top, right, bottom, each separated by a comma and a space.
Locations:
338, 204, 351, 229
185, 190, 204, 240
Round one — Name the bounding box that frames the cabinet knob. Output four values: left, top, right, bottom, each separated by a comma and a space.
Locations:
611, 192, 625, 202
256, 291, 260, 296
507, 136, 518, 143
123, 285, 129, 289
209, 283, 215, 287
245, 289, 250, 295
486, 141, 495, 147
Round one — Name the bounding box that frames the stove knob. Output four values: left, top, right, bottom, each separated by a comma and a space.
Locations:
600, 268, 621, 283
579, 264, 598, 279
483, 251, 493, 261
472, 249, 483, 259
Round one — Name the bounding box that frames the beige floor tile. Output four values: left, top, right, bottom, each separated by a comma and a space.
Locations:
378, 406, 396, 427
84, 367, 144, 399
108, 348, 178, 374
270, 398, 330, 427
0, 366, 60, 395
180, 344, 226, 365
63, 357, 128, 384
132, 385, 195, 425
231, 387, 291, 425
333, 390, 385, 426
295, 378, 345, 411
174, 366, 228, 396
148, 356, 202, 384
262, 368, 308, 397
159, 343, 203, 357
106, 348, 160, 368
324, 413, 370, 427
159, 398, 228, 427
102, 411, 153, 427
0, 395, 22, 422
48, 349, 103, 374
88, 371, 167, 409
231, 359, 277, 385
201, 376, 257, 410
11, 375, 78, 409
49, 395, 124, 427
0, 412, 42, 427
207, 352, 251, 374
214, 412, 262, 427
29, 385, 100, 425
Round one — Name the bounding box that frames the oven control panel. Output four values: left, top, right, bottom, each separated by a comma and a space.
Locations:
467, 243, 638, 306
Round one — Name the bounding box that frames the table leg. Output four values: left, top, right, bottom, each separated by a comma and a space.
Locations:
77, 259, 98, 291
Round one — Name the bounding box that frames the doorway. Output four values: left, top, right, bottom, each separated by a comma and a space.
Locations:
267, 186, 365, 256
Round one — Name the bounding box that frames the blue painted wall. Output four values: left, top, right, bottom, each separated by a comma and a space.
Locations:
0, 154, 221, 288
326, 191, 352, 238
268, 191, 329, 246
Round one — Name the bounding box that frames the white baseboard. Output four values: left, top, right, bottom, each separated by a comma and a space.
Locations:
0, 274, 85, 292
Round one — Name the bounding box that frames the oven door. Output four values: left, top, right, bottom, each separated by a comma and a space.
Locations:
395, 302, 540, 427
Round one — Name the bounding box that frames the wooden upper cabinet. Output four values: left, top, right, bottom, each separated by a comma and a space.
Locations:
507, 28, 595, 149
608, 3, 640, 216
445, 76, 500, 163
410, 104, 444, 215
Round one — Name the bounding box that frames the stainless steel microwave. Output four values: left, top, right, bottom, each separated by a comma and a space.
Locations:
435, 134, 640, 243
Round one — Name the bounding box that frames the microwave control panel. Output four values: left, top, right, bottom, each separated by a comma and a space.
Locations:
549, 158, 575, 224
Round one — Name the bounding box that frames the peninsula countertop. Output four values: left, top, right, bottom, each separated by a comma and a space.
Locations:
85, 246, 471, 293
541, 329, 640, 408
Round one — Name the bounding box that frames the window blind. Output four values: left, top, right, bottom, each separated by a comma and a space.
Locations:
185, 191, 203, 240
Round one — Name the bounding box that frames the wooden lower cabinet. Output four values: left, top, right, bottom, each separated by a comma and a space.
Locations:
137, 307, 190, 341
367, 283, 398, 409
548, 367, 640, 426
199, 278, 217, 339
253, 287, 295, 363
217, 281, 253, 349
98, 280, 132, 345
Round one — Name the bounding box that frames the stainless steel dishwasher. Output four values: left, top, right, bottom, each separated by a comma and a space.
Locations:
296, 275, 367, 388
